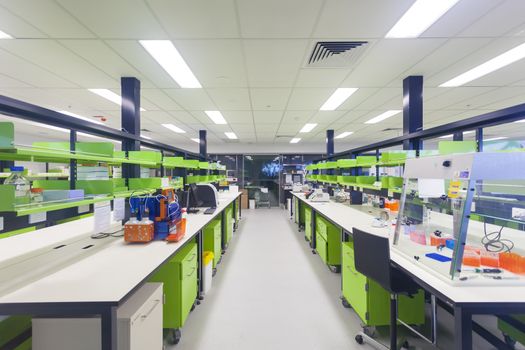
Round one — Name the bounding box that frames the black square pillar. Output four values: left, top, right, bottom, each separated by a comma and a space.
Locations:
403, 76, 423, 151
121, 77, 141, 180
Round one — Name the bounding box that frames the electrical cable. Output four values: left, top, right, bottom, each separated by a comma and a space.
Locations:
481, 221, 514, 253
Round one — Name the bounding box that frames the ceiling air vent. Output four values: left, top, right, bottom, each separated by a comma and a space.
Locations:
306, 41, 369, 68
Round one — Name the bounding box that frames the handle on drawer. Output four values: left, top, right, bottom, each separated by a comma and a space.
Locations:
139, 299, 161, 321
186, 253, 197, 261
346, 266, 358, 275
186, 267, 197, 277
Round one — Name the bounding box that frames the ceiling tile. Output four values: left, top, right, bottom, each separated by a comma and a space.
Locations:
309, 110, 345, 124
164, 89, 216, 110
56, 0, 167, 39
424, 87, 496, 110
147, 0, 238, 38
0, 5, 46, 38
249, 88, 291, 110
287, 88, 333, 110
141, 89, 183, 110
253, 111, 283, 124
174, 40, 247, 88
0, 40, 118, 88
207, 88, 250, 110
243, 39, 309, 87
282, 110, 316, 124
313, 0, 413, 38
1, 0, 95, 38
0, 73, 31, 88
237, 0, 323, 38
221, 111, 253, 123
295, 68, 350, 88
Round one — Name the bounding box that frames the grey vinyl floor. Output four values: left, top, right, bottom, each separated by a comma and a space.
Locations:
169, 208, 518, 350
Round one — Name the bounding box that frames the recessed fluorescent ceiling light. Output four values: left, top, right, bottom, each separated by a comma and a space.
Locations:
441, 42, 525, 87
58, 110, 104, 125
335, 131, 354, 139
0, 30, 13, 39
514, 119, 525, 123
191, 138, 200, 143
438, 130, 475, 139
320, 88, 358, 111
484, 136, 508, 141
77, 132, 121, 144
299, 123, 317, 133
365, 110, 402, 124
224, 132, 237, 139
290, 138, 301, 144
205, 111, 227, 125
386, 0, 460, 38
141, 134, 152, 140
139, 40, 202, 89
162, 123, 186, 134
88, 89, 146, 111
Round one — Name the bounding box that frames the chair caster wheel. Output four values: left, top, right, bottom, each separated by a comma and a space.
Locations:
341, 298, 351, 308
401, 340, 410, 349
165, 328, 181, 345
355, 334, 364, 345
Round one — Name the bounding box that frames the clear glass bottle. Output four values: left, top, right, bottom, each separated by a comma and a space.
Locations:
4, 166, 31, 206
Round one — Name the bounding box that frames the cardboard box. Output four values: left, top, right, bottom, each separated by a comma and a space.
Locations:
241, 189, 249, 209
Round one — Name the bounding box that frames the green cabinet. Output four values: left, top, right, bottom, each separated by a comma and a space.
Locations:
204, 219, 222, 268
304, 206, 312, 242
342, 242, 425, 326
223, 204, 233, 245
149, 241, 198, 330
315, 215, 341, 266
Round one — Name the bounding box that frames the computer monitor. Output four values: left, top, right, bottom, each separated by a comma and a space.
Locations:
292, 174, 302, 183
188, 184, 203, 213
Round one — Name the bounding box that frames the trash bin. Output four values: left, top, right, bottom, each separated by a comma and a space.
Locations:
249, 199, 256, 209
202, 251, 214, 295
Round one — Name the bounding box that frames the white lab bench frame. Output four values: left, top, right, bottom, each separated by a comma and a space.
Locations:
0, 191, 242, 350
292, 192, 525, 350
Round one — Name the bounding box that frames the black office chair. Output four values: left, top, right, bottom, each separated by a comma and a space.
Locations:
352, 228, 421, 350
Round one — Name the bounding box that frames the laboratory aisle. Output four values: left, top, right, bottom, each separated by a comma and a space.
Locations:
171, 208, 368, 350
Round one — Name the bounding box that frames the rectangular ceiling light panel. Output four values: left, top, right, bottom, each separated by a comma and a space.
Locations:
335, 131, 353, 139
320, 88, 358, 111
58, 110, 104, 125
205, 111, 227, 125
441, 42, 525, 87
162, 123, 186, 134
88, 89, 146, 111
299, 123, 318, 133
290, 138, 301, 143
140, 40, 202, 88
386, 0, 460, 38
365, 110, 402, 124
224, 132, 237, 139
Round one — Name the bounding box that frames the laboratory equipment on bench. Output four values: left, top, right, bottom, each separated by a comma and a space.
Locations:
124, 188, 183, 243
195, 183, 219, 207
308, 189, 330, 202
393, 153, 525, 285
204, 207, 216, 215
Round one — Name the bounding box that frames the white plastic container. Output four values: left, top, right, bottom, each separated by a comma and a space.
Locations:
249, 199, 256, 209
202, 251, 214, 295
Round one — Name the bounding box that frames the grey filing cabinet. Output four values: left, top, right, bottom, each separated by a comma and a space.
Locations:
32, 282, 163, 350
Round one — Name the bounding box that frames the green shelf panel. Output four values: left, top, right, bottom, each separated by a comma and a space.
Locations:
15, 196, 111, 216
128, 177, 166, 190
356, 175, 376, 185
32, 180, 69, 190
325, 161, 338, 169
128, 151, 162, 167
337, 175, 356, 184
337, 159, 357, 168
0, 122, 15, 148
114, 189, 155, 198
199, 161, 210, 170
317, 163, 327, 170
75, 142, 114, 158
305, 164, 318, 171
438, 141, 477, 155
76, 180, 115, 195
356, 156, 377, 167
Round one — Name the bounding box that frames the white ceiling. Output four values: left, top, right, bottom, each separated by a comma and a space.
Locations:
0, 0, 524, 153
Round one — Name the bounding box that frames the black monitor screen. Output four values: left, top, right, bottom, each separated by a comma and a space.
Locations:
189, 184, 203, 208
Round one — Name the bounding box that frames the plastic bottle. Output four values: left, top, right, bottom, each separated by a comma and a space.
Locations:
4, 166, 31, 206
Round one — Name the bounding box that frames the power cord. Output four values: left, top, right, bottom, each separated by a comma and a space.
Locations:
481, 221, 514, 253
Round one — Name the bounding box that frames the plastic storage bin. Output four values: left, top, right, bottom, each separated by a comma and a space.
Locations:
202, 251, 214, 295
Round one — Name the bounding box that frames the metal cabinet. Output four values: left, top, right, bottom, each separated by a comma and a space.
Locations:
342, 242, 425, 326
148, 241, 198, 344
315, 215, 341, 266
32, 283, 163, 350
203, 219, 222, 268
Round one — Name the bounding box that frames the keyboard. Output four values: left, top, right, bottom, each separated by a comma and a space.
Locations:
204, 207, 217, 215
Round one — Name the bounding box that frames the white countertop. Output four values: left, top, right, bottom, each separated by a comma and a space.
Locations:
0, 192, 240, 306
293, 192, 525, 305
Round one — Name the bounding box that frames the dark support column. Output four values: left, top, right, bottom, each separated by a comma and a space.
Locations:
326, 129, 334, 156
121, 77, 141, 181
403, 76, 423, 151
0, 160, 14, 172
476, 128, 483, 152
70, 130, 77, 190
199, 130, 207, 159
454, 306, 473, 350
453, 132, 463, 141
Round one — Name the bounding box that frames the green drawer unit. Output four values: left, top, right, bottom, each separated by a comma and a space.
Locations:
223, 203, 233, 245
304, 205, 312, 242
498, 315, 525, 346
203, 219, 222, 268
315, 215, 341, 266
341, 242, 425, 326
149, 241, 198, 330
